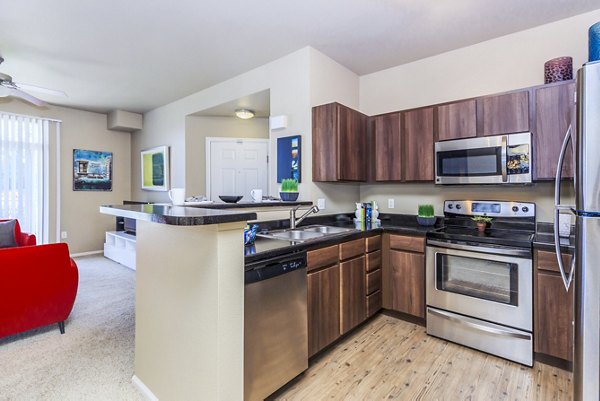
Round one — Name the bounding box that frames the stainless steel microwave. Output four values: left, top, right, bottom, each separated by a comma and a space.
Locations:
435, 132, 532, 184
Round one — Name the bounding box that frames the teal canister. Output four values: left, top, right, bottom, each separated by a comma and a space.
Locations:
589, 21, 600, 62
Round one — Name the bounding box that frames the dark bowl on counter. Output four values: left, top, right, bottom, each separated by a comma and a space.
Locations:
219, 195, 243, 203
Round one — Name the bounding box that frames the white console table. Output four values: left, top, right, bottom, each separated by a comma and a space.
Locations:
103, 231, 136, 270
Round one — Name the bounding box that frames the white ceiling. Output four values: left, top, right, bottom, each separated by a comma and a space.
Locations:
1, 0, 598, 114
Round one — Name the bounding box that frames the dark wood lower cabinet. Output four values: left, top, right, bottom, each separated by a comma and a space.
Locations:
340, 256, 366, 334
534, 250, 574, 363
389, 250, 425, 318
307, 264, 340, 357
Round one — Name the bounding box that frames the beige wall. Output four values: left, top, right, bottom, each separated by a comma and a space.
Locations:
185, 116, 269, 196
357, 10, 600, 222
132, 47, 362, 213
0, 98, 131, 253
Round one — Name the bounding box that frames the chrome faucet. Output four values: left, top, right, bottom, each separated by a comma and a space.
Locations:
290, 205, 320, 229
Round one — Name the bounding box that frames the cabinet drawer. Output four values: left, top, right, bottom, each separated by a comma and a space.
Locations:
536, 249, 572, 274
307, 244, 339, 272
366, 249, 382, 272
366, 235, 382, 252
366, 268, 382, 295
340, 238, 365, 261
389, 234, 425, 253
367, 290, 382, 317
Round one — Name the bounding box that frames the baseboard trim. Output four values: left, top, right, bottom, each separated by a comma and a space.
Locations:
70, 250, 103, 257
132, 375, 159, 401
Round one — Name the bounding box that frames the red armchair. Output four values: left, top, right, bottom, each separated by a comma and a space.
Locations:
0, 242, 79, 339
0, 219, 37, 246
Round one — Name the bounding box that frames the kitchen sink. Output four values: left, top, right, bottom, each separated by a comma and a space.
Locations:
269, 230, 325, 241
300, 225, 354, 234
257, 225, 356, 242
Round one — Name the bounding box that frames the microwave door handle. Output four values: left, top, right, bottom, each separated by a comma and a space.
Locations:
501, 135, 508, 182
553, 124, 575, 291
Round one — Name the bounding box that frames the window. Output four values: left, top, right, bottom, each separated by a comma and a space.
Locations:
0, 113, 50, 242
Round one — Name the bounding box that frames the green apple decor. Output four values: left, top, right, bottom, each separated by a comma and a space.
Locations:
417, 204, 436, 226
280, 179, 299, 201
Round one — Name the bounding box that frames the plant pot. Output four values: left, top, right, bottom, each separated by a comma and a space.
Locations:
416, 216, 436, 226
280, 192, 299, 201
476, 222, 487, 232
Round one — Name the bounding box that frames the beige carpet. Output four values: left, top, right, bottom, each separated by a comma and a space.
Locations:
0, 255, 143, 401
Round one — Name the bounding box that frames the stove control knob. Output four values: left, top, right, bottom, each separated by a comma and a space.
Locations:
522, 206, 529, 213
455, 204, 462, 210
512, 206, 519, 212
448, 204, 453, 209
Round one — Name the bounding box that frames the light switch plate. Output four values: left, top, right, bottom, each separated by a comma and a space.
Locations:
61, 231, 68, 239
317, 198, 326, 210
388, 199, 395, 208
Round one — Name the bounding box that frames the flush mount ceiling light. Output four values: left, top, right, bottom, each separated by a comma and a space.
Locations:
235, 109, 255, 119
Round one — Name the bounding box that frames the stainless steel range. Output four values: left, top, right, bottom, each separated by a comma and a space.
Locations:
425, 200, 535, 366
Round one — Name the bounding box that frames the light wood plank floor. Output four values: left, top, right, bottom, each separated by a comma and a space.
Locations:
273, 314, 572, 401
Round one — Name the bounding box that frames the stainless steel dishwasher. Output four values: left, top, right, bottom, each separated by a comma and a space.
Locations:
244, 252, 308, 401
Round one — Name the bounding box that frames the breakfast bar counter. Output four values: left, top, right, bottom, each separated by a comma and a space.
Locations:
100, 204, 254, 401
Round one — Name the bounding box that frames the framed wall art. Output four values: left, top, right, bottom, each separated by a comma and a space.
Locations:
141, 145, 170, 191
73, 149, 113, 191
276, 135, 301, 183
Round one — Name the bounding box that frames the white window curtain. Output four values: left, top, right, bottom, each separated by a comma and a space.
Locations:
0, 113, 51, 243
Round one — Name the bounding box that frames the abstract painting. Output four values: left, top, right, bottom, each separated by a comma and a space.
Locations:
73, 149, 113, 191
141, 145, 170, 191
277, 135, 301, 183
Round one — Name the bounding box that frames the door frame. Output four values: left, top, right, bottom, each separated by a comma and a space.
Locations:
205, 137, 270, 200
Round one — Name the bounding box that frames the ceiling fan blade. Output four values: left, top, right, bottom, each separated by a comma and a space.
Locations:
9, 88, 47, 107
15, 82, 67, 97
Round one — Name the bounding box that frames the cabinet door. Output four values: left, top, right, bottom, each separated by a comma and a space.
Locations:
389, 250, 425, 318
340, 256, 366, 334
404, 107, 434, 181
534, 82, 576, 180
535, 271, 574, 361
307, 264, 340, 357
477, 91, 530, 136
312, 103, 338, 182
374, 112, 402, 181
339, 105, 368, 181
437, 100, 477, 141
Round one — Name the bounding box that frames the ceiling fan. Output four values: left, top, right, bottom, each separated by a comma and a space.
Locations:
0, 56, 67, 106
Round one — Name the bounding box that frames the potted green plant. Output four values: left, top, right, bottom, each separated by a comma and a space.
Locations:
417, 204, 436, 226
472, 216, 493, 232
280, 179, 299, 201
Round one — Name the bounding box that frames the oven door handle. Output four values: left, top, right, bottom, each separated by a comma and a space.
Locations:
427, 240, 531, 258
501, 135, 508, 182
428, 308, 531, 340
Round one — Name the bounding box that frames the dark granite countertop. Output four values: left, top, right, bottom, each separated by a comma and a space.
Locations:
185, 200, 312, 209
533, 222, 576, 254
100, 204, 257, 226
244, 213, 441, 263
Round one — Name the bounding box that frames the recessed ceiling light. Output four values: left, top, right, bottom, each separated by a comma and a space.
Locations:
235, 109, 255, 119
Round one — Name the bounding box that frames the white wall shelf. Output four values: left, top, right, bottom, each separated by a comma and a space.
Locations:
104, 231, 136, 270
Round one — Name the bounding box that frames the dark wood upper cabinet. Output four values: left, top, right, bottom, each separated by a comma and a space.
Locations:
312, 102, 367, 182
403, 107, 434, 181
477, 90, 530, 136
373, 112, 402, 181
534, 81, 576, 180
340, 256, 366, 334
437, 99, 477, 141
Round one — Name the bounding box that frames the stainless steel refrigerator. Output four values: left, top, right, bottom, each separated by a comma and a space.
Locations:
555, 60, 600, 401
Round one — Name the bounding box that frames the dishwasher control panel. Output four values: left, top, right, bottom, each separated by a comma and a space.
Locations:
245, 253, 307, 285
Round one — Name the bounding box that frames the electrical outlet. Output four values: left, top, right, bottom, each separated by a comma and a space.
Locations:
61, 231, 68, 239
317, 198, 326, 210
388, 198, 395, 209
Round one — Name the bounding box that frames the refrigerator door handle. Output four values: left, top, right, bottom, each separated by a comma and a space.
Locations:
554, 124, 576, 291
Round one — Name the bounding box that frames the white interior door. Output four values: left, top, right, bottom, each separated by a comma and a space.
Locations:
208, 139, 269, 201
